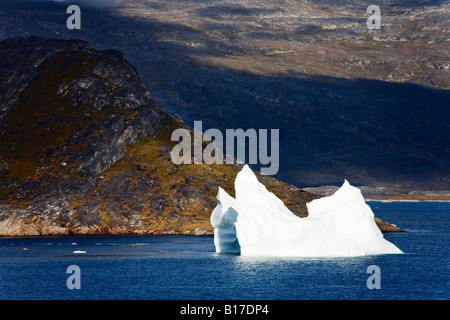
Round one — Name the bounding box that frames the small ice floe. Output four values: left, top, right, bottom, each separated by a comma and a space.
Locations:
72, 250, 86, 254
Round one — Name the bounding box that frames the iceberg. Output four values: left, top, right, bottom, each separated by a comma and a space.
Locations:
211, 165, 402, 257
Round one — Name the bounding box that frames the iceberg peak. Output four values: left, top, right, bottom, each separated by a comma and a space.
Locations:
211, 166, 402, 257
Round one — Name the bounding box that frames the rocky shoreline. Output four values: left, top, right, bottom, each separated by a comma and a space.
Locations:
0, 210, 404, 237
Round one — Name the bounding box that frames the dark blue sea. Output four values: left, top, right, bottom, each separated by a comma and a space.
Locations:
0, 202, 448, 300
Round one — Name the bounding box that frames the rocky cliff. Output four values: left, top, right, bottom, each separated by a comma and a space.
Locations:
0, 36, 330, 236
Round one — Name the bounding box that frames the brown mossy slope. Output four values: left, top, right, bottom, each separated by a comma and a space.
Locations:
85, 120, 317, 235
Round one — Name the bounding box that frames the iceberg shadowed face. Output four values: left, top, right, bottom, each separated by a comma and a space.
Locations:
170, 121, 280, 175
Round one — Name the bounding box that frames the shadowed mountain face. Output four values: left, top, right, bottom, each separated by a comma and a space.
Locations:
0, 0, 449, 191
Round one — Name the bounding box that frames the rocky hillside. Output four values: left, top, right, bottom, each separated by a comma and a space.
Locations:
0, 36, 324, 236
1, 0, 449, 193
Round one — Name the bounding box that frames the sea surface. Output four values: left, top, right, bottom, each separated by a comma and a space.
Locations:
0, 202, 448, 300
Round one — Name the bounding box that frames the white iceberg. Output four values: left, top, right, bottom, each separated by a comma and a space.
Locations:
211, 165, 402, 257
